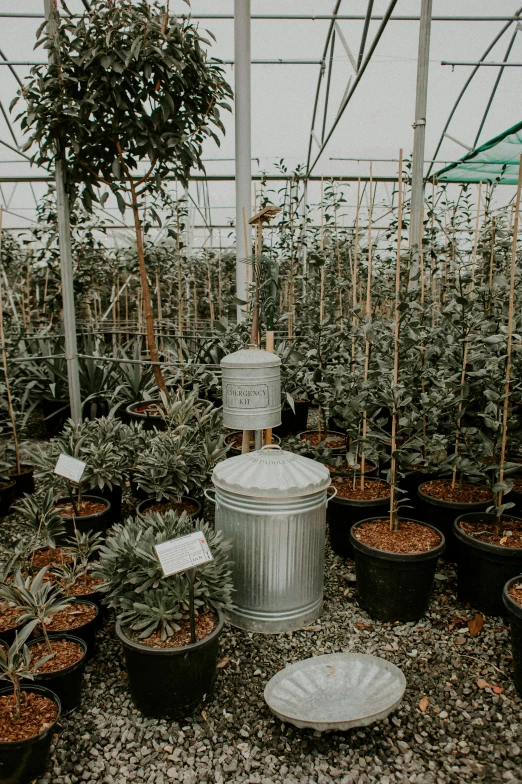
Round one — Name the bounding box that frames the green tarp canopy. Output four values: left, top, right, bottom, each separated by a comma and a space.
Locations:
435, 120, 522, 184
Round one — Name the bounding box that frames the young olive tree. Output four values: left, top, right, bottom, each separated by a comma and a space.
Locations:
16, 0, 232, 394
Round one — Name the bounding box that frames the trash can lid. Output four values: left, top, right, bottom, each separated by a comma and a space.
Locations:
212, 446, 330, 498
220, 347, 281, 369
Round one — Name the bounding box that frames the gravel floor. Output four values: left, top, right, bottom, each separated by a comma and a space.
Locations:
18, 541, 521, 784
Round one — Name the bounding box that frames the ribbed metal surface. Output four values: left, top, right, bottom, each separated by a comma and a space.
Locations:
215, 486, 326, 633
221, 349, 281, 430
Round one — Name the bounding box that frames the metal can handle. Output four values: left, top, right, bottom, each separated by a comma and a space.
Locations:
204, 487, 217, 504
326, 485, 338, 506
261, 444, 282, 451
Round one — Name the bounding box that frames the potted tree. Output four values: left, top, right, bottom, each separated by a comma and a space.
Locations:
95, 509, 233, 719
18, 0, 232, 397
0, 620, 61, 784
12, 488, 67, 569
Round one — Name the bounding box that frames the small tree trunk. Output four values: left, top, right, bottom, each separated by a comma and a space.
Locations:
130, 184, 168, 396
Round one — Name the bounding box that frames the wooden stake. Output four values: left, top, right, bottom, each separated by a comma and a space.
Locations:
389, 150, 403, 533
0, 220, 20, 473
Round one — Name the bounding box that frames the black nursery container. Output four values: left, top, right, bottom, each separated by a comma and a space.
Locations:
125, 401, 166, 431
26, 634, 87, 715
398, 469, 436, 522
54, 495, 112, 540
97, 484, 123, 522
116, 609, 224, 719
454, 513, 522, 616
417, 482, 492, 559
349, 518, 445, 622
45, 599, 99, 660
327, 479, 390, 559
0, 480, 15, 518
503, 577, 522, 695
7, 466, 35, 498
0, 684, 61, 784
41, 398, 70, 437
273, 400, 310, 437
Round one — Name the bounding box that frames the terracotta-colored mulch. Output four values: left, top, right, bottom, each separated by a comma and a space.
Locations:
421, 479, 491, 504
135, 403, 164, 417
508, 581, 522, 607
326, 458, 376, 474
0, 692, 58, 742
226, 432, 279, 449
55, 500, 107, 517
6, 466, 33, 477
64, 574, 103, 597
299, 431, 346, 448
30, 638, 84, 673
332, 477, 390, 501
42, 602, 97, 633
143, 499, 198, 517
30, 548, 72, 569
0, 604, 24, 633
512, 476, 522, 493
353, 519, 442, 553
458, 516, 522, 548
124, 611, 217, 649
0, 481, 14, 491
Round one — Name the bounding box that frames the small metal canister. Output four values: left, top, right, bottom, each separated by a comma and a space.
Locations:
220, 348, 281, 430
208, 447, 331, 633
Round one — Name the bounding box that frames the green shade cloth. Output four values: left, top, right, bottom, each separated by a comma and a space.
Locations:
435, 121, 522, 184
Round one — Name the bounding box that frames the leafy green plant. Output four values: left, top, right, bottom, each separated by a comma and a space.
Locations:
95, 510, 233, 641
12, 489, 65, 551
52, 530, 103, 594
0, 620, 54, 719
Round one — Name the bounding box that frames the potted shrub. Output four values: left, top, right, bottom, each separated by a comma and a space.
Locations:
0, 569, 87, 713
95, 509, 233, 718
52, 530, 105, 618
503, 577, 522, 694
12, 489, 68, 568
0, 620, 61, 784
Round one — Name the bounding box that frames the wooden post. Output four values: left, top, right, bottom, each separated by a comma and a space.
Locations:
389, 150, 403, 533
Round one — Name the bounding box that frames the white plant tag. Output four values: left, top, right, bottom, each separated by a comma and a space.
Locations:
155, 531, 213, 577
54, 453, 87, 484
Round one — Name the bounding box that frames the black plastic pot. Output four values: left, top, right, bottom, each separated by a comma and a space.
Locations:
130, 475, 148, 500
398, 469, 437, 521
96, 484, 123, 522
298, 429, 347, 455
454, 513, 522, 616
125, 400, 166, 432
82, 396, 110, 421
115, 609, 224, 719
136, 496, 202, 520
41, 397, 70, 437
0, 684, 61, 784
224, 431, 281, 457
327, 478, 390, 559
6, 466, 35, 498
26, 634, 87, 715
54, 495, 112, 540
417, 481, 492, 560
274, 400, 310, 437
0, 481, 15, 518
44, 599, 99, 660
503, 577, 522, 695
349, 518, 445, 622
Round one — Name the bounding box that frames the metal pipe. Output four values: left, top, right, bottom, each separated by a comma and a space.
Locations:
234, 0, 252, 322
357, 0, 375, 70
0, 174, 403, 183
0, 59, 324, 66
473, 29, 519, 148
43, 0, 82, 423
410, 0, 432, 251
441, 61, 522, 66
0, 13, 519, 21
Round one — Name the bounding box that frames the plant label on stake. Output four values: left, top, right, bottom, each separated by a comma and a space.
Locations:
155, 532, 213, 646
54, 454, 86, 518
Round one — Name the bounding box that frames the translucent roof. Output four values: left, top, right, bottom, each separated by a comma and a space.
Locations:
435, 120, 522, 184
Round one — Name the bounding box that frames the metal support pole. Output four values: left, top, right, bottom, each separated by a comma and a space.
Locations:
234, 0, 252, 323
44, 0, 82, 422
410, 0, 432, 256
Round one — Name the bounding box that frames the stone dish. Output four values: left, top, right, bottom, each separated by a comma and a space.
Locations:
264, 652, 406, 731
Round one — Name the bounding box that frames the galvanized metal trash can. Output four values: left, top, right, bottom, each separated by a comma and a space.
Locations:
207, 446, 332, 633
220, 348, 281, 431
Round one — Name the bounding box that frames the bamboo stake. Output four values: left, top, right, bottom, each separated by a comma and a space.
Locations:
360, 165, 374, 485
351, 181, 360, 368
470, 181, 482, 288
205, 250, 215, 329
488, 216, 496, 315
389, 150, 403, 533
498, 155, 522, 524
451, 340, 469, 491
0, 218, 20, 474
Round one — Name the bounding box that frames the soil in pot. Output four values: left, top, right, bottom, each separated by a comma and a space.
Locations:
225, 431, 280, 456
298, 430, 346, 452
29, 547, 72, 570
136, 497, 201, 519
327, 477, 390, 559
38, 600, 98, 659
0, 685, 60, 784
6, 465, 35, 498
325, 457, 377, 476
417, 479, 492, 559
503, 578, 522, 695
350, 518, 445, 622
27, 635, 86, 715
0, 480, 15, 518
126, 401, 166, 431
53, 495, 112, 539
0, 605, 24, 647
116, 609, 224, 719
454, 513, 522, 616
